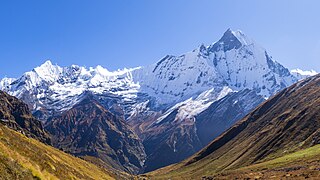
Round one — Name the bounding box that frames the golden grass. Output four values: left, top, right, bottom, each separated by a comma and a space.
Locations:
0, 124, 115, 180
145, 144, 320, 179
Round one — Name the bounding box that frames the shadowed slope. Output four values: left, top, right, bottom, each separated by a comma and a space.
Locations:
148, 74, 320, 179
0, 90, 50, 144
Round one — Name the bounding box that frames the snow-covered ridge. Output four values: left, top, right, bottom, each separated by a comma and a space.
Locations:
154, 86, 233, 125
0, 77, 16, 91
133, 46, 227, 106
0, 60, 141, 115
134, 28, 298, 103
291, 68, 318, 80
230, 29, 254, 46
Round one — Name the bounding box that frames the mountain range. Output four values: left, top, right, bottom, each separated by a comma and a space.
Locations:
0, 29, 317, 173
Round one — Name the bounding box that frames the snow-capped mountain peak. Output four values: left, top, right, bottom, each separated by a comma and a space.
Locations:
133, 46, 226, 106
205, 29, 298, 98
0, 61, 142, 120
208, 28, 254, 52
229, 29, 254, 46
0, 77, 16, 92
33, 60, 62, 82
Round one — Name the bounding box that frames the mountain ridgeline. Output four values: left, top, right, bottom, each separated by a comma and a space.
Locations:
45, 95, 146, 174
0, 29, 317, 174
0, 91, 50, 144
0, 90, 121, 179
149, 74, 320, 179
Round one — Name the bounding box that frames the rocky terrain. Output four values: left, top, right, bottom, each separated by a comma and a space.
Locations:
0, 90, 50, 144
45, 95, 146, 174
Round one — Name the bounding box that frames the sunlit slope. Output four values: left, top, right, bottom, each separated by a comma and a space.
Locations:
0, 124, 118, 180
145, 144, 320, 179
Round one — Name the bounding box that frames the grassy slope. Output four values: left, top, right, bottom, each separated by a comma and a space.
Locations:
143, 144, 320, 179
0, 124, 126, 180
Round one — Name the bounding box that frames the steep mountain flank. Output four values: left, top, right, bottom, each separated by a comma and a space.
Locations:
195, 89, 264, 147
0, 90, 50, 144
138, 89, 264, 172
190, 74, 320, 167
45, 96, 146, 174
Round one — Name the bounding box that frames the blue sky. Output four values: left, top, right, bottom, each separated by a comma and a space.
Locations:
1, 0, 319, 78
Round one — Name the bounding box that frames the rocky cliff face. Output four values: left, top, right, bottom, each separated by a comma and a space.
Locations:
45, 95, 146, 174
0, 90, 50, 144
196, 89, 264, 147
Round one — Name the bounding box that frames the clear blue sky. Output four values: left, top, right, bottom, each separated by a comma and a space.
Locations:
1, 0, 319, 78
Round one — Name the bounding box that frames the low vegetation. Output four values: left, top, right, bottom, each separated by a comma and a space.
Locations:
0, 124, 123, 180
143, 144, 320, 179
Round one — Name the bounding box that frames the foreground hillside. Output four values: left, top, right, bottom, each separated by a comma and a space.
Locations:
146, 74, 320, 179
0, 124, 124, 180
145, 145, 320, 179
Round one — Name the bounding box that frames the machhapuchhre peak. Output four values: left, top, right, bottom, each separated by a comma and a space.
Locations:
0, 28, 319, 179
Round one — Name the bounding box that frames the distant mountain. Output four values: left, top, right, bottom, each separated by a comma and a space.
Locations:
0, 90, 50, 144
150, 74, 320, 179
291, 68, 318, 80
0, 61, 140, 121
45, 95, 146, 174
0, 28, 313, 173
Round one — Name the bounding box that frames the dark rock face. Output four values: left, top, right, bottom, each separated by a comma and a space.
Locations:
187, 74, 320, 170
140, 89, 264, 173
196, 89, 264, 146
0, 91, 50, 144
142, 117, 203, 173
45, 96, 146, 174
208, 29, 243, 52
